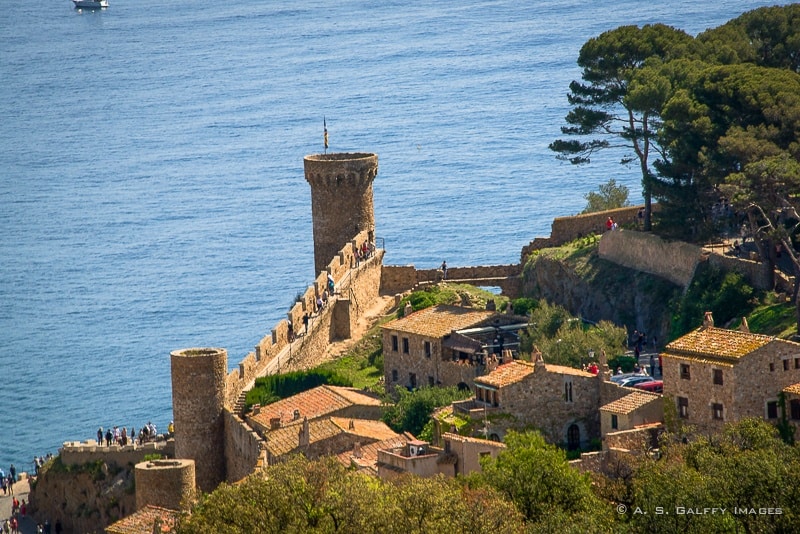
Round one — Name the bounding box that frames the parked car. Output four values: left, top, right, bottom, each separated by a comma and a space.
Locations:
634, 380, 663, 393
610, 372, 637, 384
619, 375, 656, 388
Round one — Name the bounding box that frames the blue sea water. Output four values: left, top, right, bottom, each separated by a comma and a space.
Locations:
0, 0, 781, 472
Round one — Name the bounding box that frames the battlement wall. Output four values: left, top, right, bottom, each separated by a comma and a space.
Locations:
521, 205, 646, 261
59, 439, 174, 467
598, 230, 701, 287
380, 264, 520, 295
224, 230, 380, 407
224, 410, 266, 483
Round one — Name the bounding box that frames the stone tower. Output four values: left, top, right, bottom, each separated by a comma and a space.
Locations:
304, 152, 378, 275
170, 347, 227, 493
134, 459, 196, 511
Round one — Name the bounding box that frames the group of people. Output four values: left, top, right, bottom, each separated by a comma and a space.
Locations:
355, 241, 375, 266
96, 421, 173, 447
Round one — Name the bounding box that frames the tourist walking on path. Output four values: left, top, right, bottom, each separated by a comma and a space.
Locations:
441, 260, 447, 280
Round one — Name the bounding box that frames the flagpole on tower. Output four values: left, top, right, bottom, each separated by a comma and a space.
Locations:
323, 117, 329, 154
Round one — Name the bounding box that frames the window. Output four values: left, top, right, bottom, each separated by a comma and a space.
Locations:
391, 335, 398, 352
791, 400, 800, 420
424, 341, 431, 358
795, 358, 800, 369
409, 373, 417, 388
391, 369, 398, 382
402, 337, 409, 354
680, 364, 691, 379
712, 403, 724, 420
767, 401, 779, 419
564, 380, 573, 403
784, 359, 791, 371
678, 397, 689, 418
770, 363, 775, 372
611, 414, 618, 430
713, 369, 723, 386
428, 376, 434, 387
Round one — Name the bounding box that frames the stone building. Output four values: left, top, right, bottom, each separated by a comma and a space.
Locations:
780, 382, 800, 435
599, 390, 663, 438
662, 312, 800, 434
381, 304, 528, 391
471, 355, 601, 449
376, 433, 505, 479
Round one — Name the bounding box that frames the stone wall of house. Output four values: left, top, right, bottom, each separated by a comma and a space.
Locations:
734, 344, 800, 421
442, 433, 505, 475
662, 354, 734, 434
495, 365, 602, 446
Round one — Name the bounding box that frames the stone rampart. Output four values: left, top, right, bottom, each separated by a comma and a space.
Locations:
224, 410, 266, 483
224, 231, 378, 407
59, 439, 174, 467
521, 205, 646, 260
707, 251, 773, 291
380, 264, 520, 295
599, 230, 702, 288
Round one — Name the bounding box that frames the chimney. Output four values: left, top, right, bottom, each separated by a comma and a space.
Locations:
348, 419, 355, 430
353, 441, 362, 459
404, 302, 413, 317
299, 417, 310, 447
703, 311, 714, 327
486, 299, 496, 311
739, 317, 750, 333
269, 417, 281, 430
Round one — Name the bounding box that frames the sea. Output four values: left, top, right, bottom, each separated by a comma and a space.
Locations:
0, 0, 781, 473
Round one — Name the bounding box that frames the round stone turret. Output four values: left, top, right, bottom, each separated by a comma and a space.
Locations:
135, 459, 196, 511
170, 347, 227, 493
304, 152, 378, 275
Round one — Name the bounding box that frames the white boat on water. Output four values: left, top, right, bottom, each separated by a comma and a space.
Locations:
72, 0, 108, 8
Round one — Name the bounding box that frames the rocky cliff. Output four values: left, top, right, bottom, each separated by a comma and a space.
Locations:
521, 247, 681, 343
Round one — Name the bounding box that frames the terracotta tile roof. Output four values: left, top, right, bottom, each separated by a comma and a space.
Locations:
474, 361, 535, 388
264, 417, 399, 458
664, 326, 775, 364
544, 363, 596, 378
336, 435, 408, 474
250, 385, 382, 428
783, 382, 800, 395
329, 417, 401, 441
442, 432, 507, 449
106, 505, 178, 534
381, 305, 496, 338
601, 391, 661, 415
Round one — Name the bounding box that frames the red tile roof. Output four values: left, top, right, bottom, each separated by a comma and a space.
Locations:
601, 391, 661, 415
336, 435, 408, 474
381, 305, 496, 338
249, 385, 382, 428
664, 326, 775, 363
106, 505, 178, 534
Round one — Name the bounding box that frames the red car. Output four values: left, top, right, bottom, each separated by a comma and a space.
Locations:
634, 380, 663, 393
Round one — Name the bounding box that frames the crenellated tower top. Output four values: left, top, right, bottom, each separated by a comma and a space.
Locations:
304, 153, 378, 275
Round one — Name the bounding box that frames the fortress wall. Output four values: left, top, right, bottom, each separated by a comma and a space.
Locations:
380, 264, 520, 294
59, 440, 174, 467
598, 230, 702, 288
224, 232, 377, 407
521, 205, 647, 261
708, 252, 773, 291
223, 410, 266, 483
381, 265, 418, 294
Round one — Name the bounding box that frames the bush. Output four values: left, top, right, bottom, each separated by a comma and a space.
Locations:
246, 369, 352, 410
